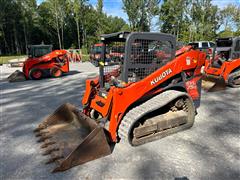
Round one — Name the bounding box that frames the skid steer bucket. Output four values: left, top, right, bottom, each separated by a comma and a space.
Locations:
202, 75, 226, 92
34, 103, 112, 173
7, 70, 26, 82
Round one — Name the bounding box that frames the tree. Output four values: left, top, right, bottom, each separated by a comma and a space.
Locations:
159, 0, 189, 40
122, 0, 160, 31
159, 0, 221, 42
101, 15, 130, 34
0, 0, 12, 54
16, 0, 37, 53
220, 4, 240, 36
190, 0, 220, 41
44, 0, 67, 49
218, 28, 234, 38
67, 0, 88, 49
0, 0, 129, 55
0, 0, 31, 54
96, 0, 103, 14
96, 0, 104, 35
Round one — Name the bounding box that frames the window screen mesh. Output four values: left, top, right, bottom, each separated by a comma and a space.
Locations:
126, 39, 173, 82
103, 41, 125, 83
101, 37, 174, 84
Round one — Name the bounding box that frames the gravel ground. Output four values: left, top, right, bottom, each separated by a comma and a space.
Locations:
0, 62, 239, 180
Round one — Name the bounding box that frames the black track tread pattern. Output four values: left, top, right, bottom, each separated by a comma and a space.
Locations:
118, 90, 194, 146
228, 70, 240, 88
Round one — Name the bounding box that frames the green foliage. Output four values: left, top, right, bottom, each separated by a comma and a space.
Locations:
81, 47, 88, 54
97, 0, 103, 14
234, 31, 240, 36
1, 0, 239, 56
81, 54, 90, 61
66, 0, 88, 49
102, 15, 131, 33
218, 28, 234, 38
122, 0, 160, 31
0, 55, 27, 64
220, 4, 240, 37
159, 0, 221, 42
0, 0, 128, 55
159, 0, 188, 38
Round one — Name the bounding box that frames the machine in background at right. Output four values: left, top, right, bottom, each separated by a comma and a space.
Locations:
202, 37, 240, 91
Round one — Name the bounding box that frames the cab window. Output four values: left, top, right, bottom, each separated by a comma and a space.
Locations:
202, 42, 209, 48
188, 43, 198, 48
235, 40, 240, 51
210, 42, 215, 47
34, 47, 51, 57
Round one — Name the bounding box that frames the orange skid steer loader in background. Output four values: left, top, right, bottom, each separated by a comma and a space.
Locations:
202, 37, 240, 91
34, 32, 206, 172
8, 45, 69, 82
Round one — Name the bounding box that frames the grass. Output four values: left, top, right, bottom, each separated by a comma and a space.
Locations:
0, 55, 27, 64
82, 54, 89, 62
0, 54, 89, 64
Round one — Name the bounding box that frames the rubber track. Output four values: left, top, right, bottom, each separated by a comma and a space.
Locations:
118, 90, 193, 146
228, 70, 240, 87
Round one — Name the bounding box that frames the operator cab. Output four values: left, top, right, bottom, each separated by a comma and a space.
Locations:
28, 44, 52, 58
90, 44, 104, 54
99, 32, 176, 93
211, 37, 240, 68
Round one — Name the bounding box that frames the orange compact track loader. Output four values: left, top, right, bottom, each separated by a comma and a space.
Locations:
89, 43, 104, 66
34, 32, 206, 172
8, 45, 69, 82
202, 37, 240, 91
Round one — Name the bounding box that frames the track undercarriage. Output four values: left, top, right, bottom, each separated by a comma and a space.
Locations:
118, 90, 195, 146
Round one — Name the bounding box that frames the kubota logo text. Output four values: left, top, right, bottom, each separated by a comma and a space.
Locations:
150, 68, 172, 85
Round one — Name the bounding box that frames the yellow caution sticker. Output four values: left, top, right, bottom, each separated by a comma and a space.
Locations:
99, 62, 104, 66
